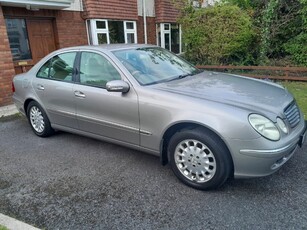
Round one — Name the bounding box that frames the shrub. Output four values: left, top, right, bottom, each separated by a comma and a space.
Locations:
284, 32, 307, 66
180, 5, 255, 65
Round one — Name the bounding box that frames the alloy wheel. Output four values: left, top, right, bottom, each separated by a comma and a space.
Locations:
174, 139, 217, 183
29, 106, 45, 133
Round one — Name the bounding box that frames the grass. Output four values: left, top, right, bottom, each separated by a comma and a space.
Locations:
281, 81, 307, 119
0, 225, 9, 230
0, 112, 22, 123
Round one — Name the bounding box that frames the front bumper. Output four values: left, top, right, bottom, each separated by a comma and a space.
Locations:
229, 120, 306, 178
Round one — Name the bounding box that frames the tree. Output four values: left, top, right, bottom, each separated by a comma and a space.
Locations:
259, 0, 279, 64
224, 0, 306, 65
284, 0, 307, 66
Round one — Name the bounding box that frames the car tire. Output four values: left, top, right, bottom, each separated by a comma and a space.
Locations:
168, 128, 232, 190
27, 101, 54, 137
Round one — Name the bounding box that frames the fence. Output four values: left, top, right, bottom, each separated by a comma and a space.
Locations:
196, 65, 307, 81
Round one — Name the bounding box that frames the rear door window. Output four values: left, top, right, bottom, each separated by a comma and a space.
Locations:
37, 52, 77, 82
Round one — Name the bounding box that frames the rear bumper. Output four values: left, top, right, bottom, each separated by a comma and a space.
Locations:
12, 95, 26, 115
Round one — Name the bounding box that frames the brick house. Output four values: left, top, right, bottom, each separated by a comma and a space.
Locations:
0, 0, 193, 107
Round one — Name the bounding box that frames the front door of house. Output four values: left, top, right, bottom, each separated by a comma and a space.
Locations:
27, 19, 56, 64
11, 18, 57, 74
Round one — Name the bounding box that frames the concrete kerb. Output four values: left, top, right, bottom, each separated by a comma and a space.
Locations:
0, 104, 19, 118
0, 213, 40, 230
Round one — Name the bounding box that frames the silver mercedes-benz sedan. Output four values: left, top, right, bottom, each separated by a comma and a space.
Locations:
12, 44, 306, 190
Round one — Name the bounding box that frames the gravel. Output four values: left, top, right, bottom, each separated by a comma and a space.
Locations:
0, 116, 306, 230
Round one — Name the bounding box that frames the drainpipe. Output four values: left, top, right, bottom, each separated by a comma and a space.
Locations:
143, 0, 147, 44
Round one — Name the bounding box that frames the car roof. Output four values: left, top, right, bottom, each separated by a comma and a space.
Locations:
57, 44, 157, 53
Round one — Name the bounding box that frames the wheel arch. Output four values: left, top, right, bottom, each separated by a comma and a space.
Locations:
24, 98, 49, 117
160, 122, 234, 175
24, 98, 36, 115
25, 99, 54, 137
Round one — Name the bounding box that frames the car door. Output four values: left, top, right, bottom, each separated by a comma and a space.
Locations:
33, 51, 78, 129
74, 51, 139, 145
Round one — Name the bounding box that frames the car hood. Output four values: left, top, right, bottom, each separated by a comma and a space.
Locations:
151, 71, 293, 114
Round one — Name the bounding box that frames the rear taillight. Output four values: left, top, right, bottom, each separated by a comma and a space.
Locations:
12, 81, 15, 93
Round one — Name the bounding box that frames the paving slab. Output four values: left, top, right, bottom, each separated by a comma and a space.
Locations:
0, 105, 18, 118
0, 213, 40, 230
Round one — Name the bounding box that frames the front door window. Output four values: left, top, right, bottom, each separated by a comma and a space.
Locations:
79, 52, 121, 88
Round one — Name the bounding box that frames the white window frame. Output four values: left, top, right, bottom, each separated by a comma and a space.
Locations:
88, 19, 137, 45
124, 21, 137, 44
157, 23, 182, 54
161, 23, 171, 51
90, 19, 110, 44
179, 24, 182, 54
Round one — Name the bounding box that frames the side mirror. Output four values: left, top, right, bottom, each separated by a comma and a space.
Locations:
106, 80, 130, 93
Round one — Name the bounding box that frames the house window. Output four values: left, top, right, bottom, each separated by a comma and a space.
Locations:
5, 18, 32, 61
157, 23, 182, 54
124, 21, 136, 44
87, 20, 137, 45
109, 21, 125, 43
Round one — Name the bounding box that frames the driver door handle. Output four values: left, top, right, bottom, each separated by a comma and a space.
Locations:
74, 90, 86, 98
36, 84, 44, 90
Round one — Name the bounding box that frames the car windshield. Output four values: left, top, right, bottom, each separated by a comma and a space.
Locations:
112, 47, 201, 85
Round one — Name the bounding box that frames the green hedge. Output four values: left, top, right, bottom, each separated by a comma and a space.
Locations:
180, 5, 254, 65
177, 0, 307, 66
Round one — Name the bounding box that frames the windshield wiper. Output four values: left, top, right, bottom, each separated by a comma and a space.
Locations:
195, 69, 204, 74
177, 69, 203, 79
177, 73, 192, 79
163, 73, 193, 84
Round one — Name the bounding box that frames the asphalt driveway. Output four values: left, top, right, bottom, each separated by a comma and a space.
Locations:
0, 115, 306, 230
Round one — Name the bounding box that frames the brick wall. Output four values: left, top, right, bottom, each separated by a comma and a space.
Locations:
155, 0, 180, 23
55, 11, 88, 48
83, 0, 138, 20
0, 6, 87, 107
0, 7, 16, 106
2, 7, 88, 49
137, 16, 156, 45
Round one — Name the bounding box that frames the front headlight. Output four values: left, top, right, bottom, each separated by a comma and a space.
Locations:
248, 114, 280, 141
276, 117, 288, 134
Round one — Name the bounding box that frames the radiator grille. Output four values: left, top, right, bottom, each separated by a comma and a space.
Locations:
284, 101, 300, 128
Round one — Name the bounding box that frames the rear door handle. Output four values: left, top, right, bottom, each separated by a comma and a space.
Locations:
37, 84, 44, 90
74, 90, 86, 98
